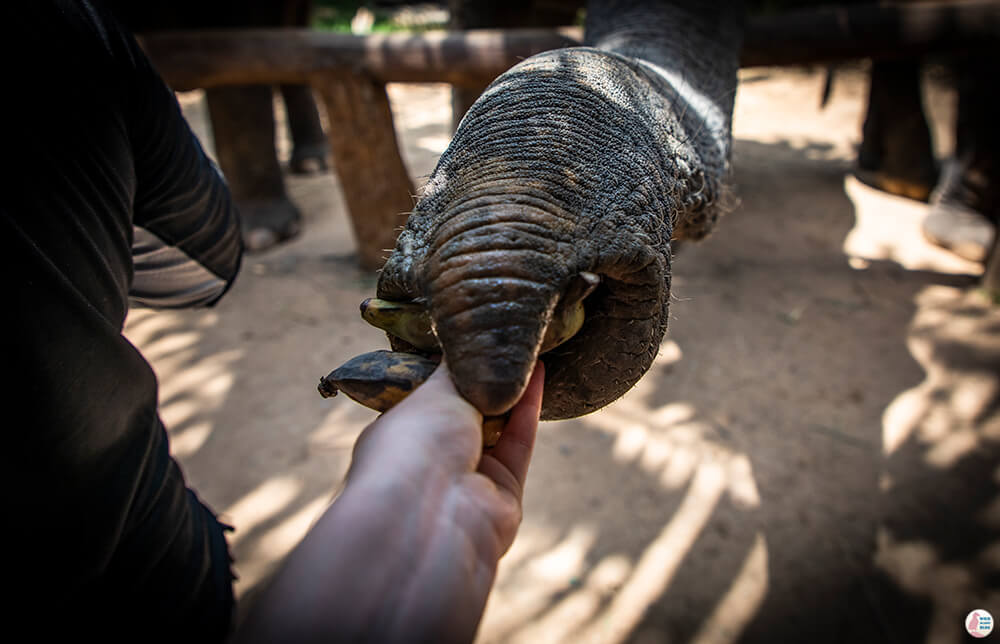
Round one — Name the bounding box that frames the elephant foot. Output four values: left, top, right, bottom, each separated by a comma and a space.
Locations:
853, 167, 936, 203
854, 143, 937, 202
857, 59, 938, 202
289, 142, 330, 175
239, 198, 302, 252
280, 84, 329, 175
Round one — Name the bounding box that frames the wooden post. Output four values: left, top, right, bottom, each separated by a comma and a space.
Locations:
314, 75, 415, 271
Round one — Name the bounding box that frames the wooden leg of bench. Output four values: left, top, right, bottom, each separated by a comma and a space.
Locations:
316, 76, 415, 271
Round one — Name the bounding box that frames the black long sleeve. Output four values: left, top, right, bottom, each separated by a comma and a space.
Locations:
1, 1, 240, 638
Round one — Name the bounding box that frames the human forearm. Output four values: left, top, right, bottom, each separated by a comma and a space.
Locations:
236, 474, 501, 643
235, 364, 543, 643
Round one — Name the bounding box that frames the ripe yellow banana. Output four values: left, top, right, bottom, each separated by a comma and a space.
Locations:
318, 349, 507, 447
540, 271, 600, 353
360, 298, 438, 351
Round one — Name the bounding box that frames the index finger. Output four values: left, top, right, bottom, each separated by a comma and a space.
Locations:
480, 361, 545, 495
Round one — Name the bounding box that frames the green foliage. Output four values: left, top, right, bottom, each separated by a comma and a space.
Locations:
312, 1, 448, 33
312, 0, 364, 32
311, 1, 859, 32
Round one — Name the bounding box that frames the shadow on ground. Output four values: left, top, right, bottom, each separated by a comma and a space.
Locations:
468, 137, 999, 644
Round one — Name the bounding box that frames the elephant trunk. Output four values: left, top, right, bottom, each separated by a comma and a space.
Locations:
423, 201, 569, 415
377, 1, 744, 419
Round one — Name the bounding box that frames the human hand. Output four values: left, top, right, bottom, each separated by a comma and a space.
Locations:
236, 360, 545, 644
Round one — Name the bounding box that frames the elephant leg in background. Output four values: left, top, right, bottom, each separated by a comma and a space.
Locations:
281, 84, 330, 175
278, 0, 329, 176
447, 0, 583, 130
922, 51, 1000, 264
114, 0, 323, 252
378, 0, 744, 418
855, 59, 938, 202
207, 85, 301, 252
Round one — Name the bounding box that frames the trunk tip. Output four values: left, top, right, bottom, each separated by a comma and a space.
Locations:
449, 365, 533, 417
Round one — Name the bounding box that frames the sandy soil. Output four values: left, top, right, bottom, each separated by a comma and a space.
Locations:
126, 65, 1000, 643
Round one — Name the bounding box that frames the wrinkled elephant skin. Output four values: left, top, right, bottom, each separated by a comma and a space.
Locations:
378, 1, 744, 419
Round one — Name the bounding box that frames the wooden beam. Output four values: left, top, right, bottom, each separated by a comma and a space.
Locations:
141, 2, 1000, 91
142, 28, 579, 92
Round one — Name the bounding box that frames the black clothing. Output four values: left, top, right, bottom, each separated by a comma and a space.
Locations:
2, 1, 241, 638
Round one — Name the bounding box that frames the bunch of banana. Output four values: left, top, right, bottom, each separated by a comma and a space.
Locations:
317, 272, 600, 447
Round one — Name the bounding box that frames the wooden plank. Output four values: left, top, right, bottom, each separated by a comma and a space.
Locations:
142, 28, 579, 92
314, 75, 415, 270
141, 2, 1000, 91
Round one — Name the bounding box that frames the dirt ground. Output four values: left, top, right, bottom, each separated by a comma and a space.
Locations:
125, 65, 1000, 643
